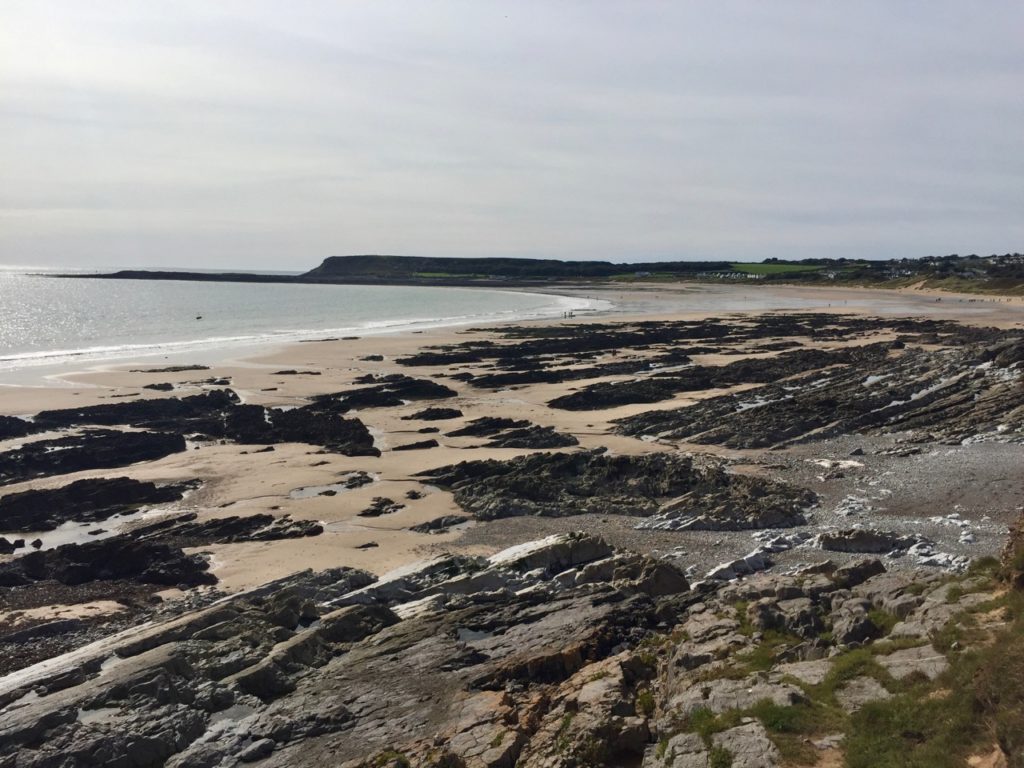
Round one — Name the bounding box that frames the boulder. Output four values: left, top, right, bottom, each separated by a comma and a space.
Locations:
830, 598, 881, 645
409, 515, 470, 534
668, 676, 804, 717
488, 533, 613, 574
402, 407, 463, 421
711, 721, 780, 768
876, 646, 949, 681
832, 559, 886, 589
836, 677, 892, 713
816, 529, 921, 554
392, 439, 439, 451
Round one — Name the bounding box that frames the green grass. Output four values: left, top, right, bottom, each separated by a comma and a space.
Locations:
731, 630, 802, 674
945, 584, 966, 604
709, 745, 734, 768
746, 699, 839, 764
678, 706, 748, 747
868, 608, 900, 635
731, 262, 825, 275
930, 610, 981, 653
731, 601, 753, 635
844, 571, 1024, 767
669, 564, 1024, 768
817, 648, 894, 699
844, 686, 978, 768
682, 647, 899, 764
637, 688, 656, 717
678, 696, 844, 766
968, 556, 1001, 578
870, 636, 930, 655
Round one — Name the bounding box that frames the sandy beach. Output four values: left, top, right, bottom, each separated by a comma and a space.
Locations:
2, 281, 1022, 596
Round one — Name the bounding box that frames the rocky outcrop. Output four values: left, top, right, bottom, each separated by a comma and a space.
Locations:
0, 416, 37, 440
0, 535, 688, 767
399, 314, 1005, 398
0, 430, 187, 486
420, 449, 814, 526
0, 535, 216, 588
128, 513, 323, 548
357, 498, 405, 518
311, 374, 457, 411
0, 477, 197, 532
617, 337, 1024, 448
392, 439, 439, 451
446, 417, 579, 448
28, 389, 379, 457
445, 417, 532, 438
0, 531, 1007, 768
409, 515, 470, 534
32, 389, 240, 431
637, 470, 815, 532
0, 537, 24, 554
402, 407, 463, 421
1, 310, 1018, 768
549, 345, 890, 411
815, 528, 923, 554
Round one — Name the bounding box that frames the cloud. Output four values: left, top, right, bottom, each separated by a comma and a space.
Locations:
1, 1, 1022, 268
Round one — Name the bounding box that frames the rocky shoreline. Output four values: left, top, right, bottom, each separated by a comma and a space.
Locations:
1, 531, 1020, 767
1, 305, 1022, 766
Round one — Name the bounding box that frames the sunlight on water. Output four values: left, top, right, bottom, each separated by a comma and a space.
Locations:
0, 271, 602, 371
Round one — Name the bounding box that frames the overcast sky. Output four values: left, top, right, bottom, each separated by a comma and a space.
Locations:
2, 2, 1022, 270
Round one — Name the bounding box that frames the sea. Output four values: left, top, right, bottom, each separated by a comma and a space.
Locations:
0, 267, 605, 376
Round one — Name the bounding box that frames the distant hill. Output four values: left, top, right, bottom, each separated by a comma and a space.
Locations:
55, 252, 1024, 294
301, 254, 732, 280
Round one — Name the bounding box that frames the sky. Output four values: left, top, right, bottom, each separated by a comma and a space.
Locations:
1, 2, 1022, 270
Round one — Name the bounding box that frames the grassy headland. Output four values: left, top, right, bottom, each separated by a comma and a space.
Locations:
59, 251, 1024, 296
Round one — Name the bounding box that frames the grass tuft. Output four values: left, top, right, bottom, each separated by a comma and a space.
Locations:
709, 745, 734, 767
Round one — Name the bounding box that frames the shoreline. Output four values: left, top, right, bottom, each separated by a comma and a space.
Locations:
6, 278, 1024, 390
0, 281, 1020, 587
0, 283, 609, 386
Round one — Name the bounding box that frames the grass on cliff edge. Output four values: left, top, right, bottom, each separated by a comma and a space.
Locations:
667, 557, 1024, 768
843, 567, 1024, 768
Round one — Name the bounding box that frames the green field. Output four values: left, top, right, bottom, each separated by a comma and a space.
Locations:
731, 262, 825, 275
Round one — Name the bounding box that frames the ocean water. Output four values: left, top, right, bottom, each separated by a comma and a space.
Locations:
0, 269, 602, 373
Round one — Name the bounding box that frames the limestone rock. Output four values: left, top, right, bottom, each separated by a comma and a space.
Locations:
876, 645, 949, 681
836, 676, 892, 712
668, 676, 804, 717
711, 721, 780, 768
